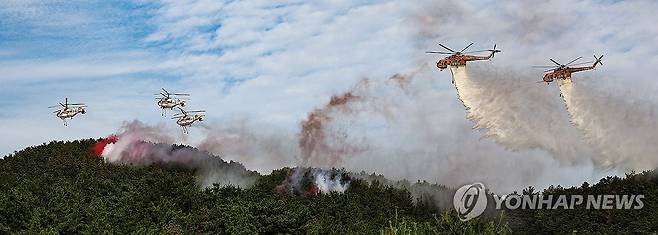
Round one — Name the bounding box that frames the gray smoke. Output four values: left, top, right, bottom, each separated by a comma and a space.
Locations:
350, 171, 455, 212
196, 119, 299, 173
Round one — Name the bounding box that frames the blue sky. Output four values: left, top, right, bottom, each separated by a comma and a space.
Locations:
0, 1, 155, 58
1, 0, 658, 191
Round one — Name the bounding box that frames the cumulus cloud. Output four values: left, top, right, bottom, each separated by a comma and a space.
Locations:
2, 0, 658, 192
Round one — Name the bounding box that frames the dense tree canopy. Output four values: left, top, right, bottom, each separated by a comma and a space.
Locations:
0, 139, 655, 234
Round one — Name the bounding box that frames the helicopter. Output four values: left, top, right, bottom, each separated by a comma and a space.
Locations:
48, 98, 87, 126
426, 42, 501, 72
171, 107, 205, 134
155, 88, 189, 116
533, 55, 603, 85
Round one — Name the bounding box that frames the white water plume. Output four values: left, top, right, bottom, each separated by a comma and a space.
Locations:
308, 67, 614, 193
558, 79, 658, 170
449, 65, 596, 164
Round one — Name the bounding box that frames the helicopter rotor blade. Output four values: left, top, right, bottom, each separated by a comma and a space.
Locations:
565, 56, 582, 66
425, 51, 453, 54
438, 43, 455, 53
549, 59, 562, 66
460, 42, 474, 53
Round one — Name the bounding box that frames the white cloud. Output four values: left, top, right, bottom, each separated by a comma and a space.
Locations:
2, 0, 658, 191
0, 53, 171, 83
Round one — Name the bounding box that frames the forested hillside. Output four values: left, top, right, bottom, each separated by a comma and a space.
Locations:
0, 140, 502, 234
507, 171, 658, 234
0, 140, 656, 234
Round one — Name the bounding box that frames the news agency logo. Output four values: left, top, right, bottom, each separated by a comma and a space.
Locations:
453, 182, 487, 221
453, 182, 645, 221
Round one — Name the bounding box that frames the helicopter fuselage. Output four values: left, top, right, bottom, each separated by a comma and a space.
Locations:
542, 65, 597, 84
55, 107, 86, 119
175, 115, 203, 127
158, 98, 186, 109
436, 52, 495, 71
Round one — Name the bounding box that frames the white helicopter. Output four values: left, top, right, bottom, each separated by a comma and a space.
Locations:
154, 88, 189, 116
48, 98, 87, 126
172, 107, 205, 134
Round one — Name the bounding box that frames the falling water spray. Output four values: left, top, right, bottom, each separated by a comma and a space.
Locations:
558, 79, 658, 170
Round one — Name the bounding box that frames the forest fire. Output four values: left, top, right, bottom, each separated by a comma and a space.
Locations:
275, 167, 350, 196
88, 122, 259, 188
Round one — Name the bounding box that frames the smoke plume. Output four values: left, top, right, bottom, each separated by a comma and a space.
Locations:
294, 65, 614, 193
298, 78, 398, 168
298, 90, 365, 167
558, 79, 658, 170
276, 167, 350, 196
350, 171, 455, 211
94, 120, 259, 188
196, 119, 298, 173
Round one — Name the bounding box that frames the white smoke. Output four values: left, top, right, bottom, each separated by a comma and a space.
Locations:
314, 169, 350, 193
276, 167, 350, 195
98, 120, 259, 188
558, 78, 658, 170
100, 121, 177, 164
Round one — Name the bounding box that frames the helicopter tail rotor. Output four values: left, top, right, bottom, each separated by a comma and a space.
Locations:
488, 44, 501, 58
593, 55, 603, 67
